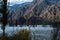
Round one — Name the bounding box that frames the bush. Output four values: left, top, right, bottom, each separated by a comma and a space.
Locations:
13, 29, 30, 40
0, 29, 31, 40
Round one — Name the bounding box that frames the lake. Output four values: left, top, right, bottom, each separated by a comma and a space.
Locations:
0, 25, 60, 40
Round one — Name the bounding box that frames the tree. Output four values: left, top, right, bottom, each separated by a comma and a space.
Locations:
1, 0, 8, 37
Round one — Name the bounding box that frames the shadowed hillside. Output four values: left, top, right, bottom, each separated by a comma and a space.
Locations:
39, 4, 60, 23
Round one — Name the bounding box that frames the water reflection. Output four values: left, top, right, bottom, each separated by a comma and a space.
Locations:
0, 25, 60, 40
51, 25, 60, 40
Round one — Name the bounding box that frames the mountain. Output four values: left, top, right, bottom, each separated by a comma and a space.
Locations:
8, 0, 60, 25
39, 4, 60, 23
8, 2, 30, 14
9, 2, 34, 20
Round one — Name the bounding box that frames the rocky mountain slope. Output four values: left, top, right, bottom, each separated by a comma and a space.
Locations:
8, 0, 60, 25
39, 4, 60, 22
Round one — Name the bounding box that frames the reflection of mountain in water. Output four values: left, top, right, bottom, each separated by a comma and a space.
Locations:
0, 25, 60, 40
0, 25, 53, 40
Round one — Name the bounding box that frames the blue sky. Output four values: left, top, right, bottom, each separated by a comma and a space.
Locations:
7, 0, 33, 6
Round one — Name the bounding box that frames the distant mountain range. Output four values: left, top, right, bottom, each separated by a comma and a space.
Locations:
8, 2, 30, 13
8, 0, 60, 25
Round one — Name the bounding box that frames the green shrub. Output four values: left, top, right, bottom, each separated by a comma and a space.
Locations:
0, 29, 31, 40
12, 29, 31, 40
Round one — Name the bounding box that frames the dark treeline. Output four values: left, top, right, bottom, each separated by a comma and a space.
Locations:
8, 16, 60, 26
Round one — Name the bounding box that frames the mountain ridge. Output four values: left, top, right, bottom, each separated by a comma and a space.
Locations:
8, 2, 30, 14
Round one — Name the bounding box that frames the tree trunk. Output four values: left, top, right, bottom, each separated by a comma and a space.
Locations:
1, 26, 5, 36
3, 27, 5, 36
2, 0, 7, 36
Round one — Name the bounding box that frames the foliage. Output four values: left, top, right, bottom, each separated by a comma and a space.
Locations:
0, 29, 31, 40
13, 29, 30, 40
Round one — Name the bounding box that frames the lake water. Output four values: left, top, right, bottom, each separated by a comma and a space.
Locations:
0, 25, 60, 40
0, 25, 53, 33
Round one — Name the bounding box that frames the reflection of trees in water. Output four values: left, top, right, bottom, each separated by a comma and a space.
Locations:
1, 24, 60, 40
52, 25, 60, 40
28, 25, 60, 40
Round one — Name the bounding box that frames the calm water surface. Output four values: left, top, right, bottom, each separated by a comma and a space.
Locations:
0, 25, 60, 40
